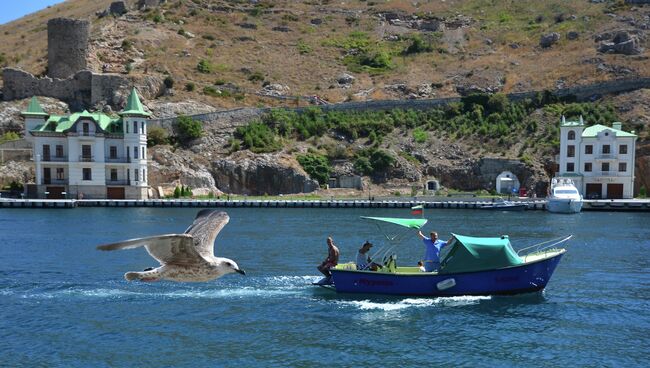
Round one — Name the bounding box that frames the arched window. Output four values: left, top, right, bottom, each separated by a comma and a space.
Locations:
567, 130, 575, 140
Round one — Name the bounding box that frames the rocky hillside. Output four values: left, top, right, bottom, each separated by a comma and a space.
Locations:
1, 0, 649, 196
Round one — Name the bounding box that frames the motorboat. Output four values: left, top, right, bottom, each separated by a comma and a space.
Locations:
547, 178, 583, 213
478, 198, 527, 211
319, 216, 570, 296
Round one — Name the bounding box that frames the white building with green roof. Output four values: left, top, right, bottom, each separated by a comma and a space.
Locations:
22, 88, 150, 199
557, 116, 637, 199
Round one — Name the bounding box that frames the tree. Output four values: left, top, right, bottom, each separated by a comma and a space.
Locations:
176, 115, 203, 146
297, 154, 331, 185
173, 186, 181, 198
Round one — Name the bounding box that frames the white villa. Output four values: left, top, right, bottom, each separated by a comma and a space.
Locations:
557, 116, 637, 199
23, 88, 150, 199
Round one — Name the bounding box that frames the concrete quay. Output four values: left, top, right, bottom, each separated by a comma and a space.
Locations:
2, 198, 650, 211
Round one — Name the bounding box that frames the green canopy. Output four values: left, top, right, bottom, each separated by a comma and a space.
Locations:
361, 216, 427, 229
440, 233, 523, 274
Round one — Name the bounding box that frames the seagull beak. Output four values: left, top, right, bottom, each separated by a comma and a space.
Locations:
235, 268, 246, 275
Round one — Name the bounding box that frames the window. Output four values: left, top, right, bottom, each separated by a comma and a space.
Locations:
568, 130, 575, 140
620, 145, 628, 154
42, 145, 50, 160
567, 145, 575, 158
601, 162, 610, 172
133, 146, 139, 159
585, 145, 593, 154
566, 163, 574, 172
127, 169, 130, 182
56, 145, 63, 157
82, 145, 91, 161
82, 122, 89, 135
603, 145, 611, 154
126, 122, 129, 134
619, 162, 627, 172
83, 168, 92, 181
141, 121, 145, 134
141, 146, 145, 159
133, 121, 138, 134
134, 169, 139, 182
109, 146, 117, 159
56, 168, 64, 180
584, 162, 592, 172
143, 168, 146, 182
110, 169, 118, 181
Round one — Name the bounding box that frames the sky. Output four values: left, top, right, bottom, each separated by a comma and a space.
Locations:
0, 0, 66, 25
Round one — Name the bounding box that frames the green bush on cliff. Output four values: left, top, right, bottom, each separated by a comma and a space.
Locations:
235, 121, 281, 153
297, 153, 331, 185
176, 115, 203, 146
147, 126, 169, 147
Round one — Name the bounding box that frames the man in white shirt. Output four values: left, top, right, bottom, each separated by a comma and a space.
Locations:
356, 241, 380, 271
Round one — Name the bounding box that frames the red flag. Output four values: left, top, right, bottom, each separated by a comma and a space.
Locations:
411, 209, 423, 215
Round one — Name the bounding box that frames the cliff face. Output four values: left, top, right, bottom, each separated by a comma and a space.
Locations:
211, 152, 319, 195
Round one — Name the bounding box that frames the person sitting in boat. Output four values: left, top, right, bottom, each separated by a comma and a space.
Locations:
417, 231, 451, 272
417, 260, 426, 272
317, 236, 340, 283
356, 241, 380, 271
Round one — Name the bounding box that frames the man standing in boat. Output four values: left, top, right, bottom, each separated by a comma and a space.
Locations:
417, 231, 450, 272
317, 236, 340, 283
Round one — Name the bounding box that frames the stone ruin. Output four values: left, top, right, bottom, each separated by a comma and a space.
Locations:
47, 18, 89, 79
1, 17, 151, 111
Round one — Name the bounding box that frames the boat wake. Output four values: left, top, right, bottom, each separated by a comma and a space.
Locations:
3, 275, 323, 301
336, 295, 492, 311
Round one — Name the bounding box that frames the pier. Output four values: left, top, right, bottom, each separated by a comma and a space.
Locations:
2, 198, 650, 211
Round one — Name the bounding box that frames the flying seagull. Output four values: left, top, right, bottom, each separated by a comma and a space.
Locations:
97, 210, 245, 282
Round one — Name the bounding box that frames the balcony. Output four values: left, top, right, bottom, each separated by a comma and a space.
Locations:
42, 155, 68, 162
592, 171, 630, 177
595, 153, 616, 160
79, 155, 94, 162
105, 157, 132, 163
43, 178, 69, 185
106, 179, 130, 185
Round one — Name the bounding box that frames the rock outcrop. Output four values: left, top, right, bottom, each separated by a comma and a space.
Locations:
148, 146, 219, 196
597, 31, 643, 55
211, 151, 319, 195
540, 32, 561, 48
0, 161, 34, 187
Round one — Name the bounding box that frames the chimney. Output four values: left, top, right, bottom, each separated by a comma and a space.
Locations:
612, 122, 622, 131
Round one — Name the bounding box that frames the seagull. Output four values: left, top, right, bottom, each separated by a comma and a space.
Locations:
97, 210, 245, 282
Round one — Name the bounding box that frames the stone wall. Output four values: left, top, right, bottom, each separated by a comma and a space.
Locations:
1, 68, 133, 111
47, 18, 89, 79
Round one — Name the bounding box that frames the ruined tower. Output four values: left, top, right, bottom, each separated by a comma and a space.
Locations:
47, 18, 90, 79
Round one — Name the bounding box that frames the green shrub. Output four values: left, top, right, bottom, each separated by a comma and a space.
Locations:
0, 131, 20, 144
297, 40, 312, 54
248, 71, 265, 82
173, 186, 181, 198
297, 153, 331, 185
176, 115, 203, 145
235, 121, 281, 153
404, 34, 433, 54
185, 82, 196, 91
412, 128, 428, 143
639, 186, 647, 198
147, 126, 169, 147
197, 59, 213, 74
121, 39, 134, 51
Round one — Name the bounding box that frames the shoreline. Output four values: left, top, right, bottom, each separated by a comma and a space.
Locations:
2, 198, 650, 211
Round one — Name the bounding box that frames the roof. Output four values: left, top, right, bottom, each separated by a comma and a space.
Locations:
361, 216, 427, 229
582, 124, 636, 138
31, 110, 122, 134
21, 96, 48, 117
440, 233, 523, 274
120, 88, 150, 116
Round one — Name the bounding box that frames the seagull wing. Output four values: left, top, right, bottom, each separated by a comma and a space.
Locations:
97, 234, 207, 266
183, 210, 229, 259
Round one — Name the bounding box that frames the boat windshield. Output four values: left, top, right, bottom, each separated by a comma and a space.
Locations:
555, 189, 578, 195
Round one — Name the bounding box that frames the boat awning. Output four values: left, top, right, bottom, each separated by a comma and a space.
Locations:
440, 233, 524, 274
361, 216, 427, 229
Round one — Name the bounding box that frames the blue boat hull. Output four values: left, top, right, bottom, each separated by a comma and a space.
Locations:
329, 252, 565, 296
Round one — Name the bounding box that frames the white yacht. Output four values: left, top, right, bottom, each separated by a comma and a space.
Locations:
547, 178, 583, 213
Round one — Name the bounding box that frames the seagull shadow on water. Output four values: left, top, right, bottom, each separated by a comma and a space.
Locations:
97, 210, 246, 282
